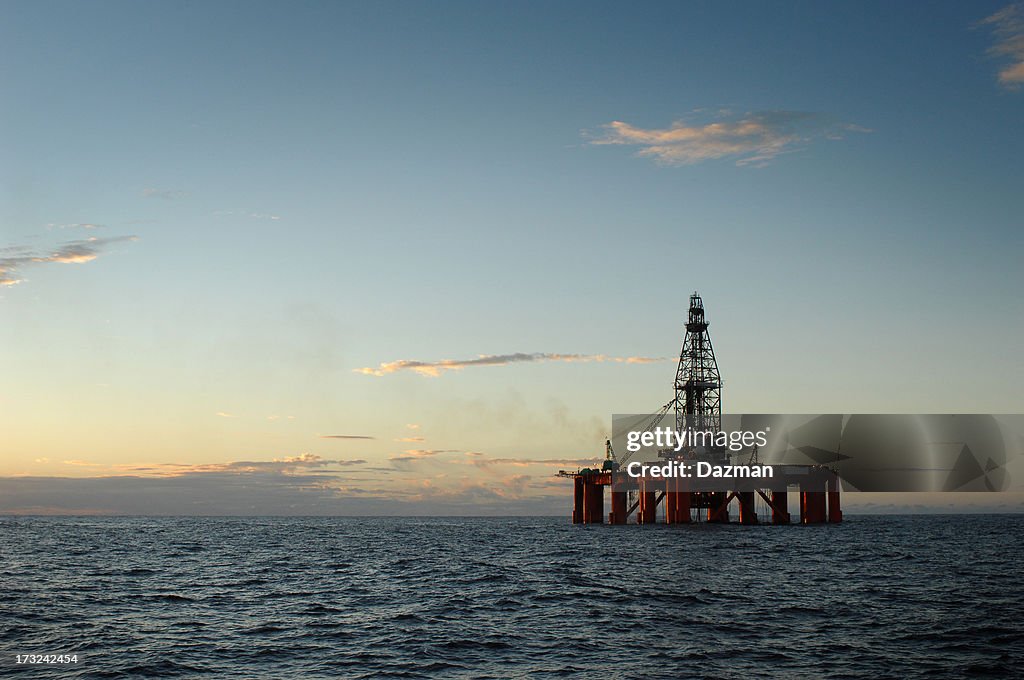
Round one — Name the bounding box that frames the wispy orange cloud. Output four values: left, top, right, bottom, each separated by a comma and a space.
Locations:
980, 4, 1024, 88
356, 352, 666, 377
1, 236, 137, 287
401, 449, 458, 457
587, 111, 866, 167
388, 449, 464, 465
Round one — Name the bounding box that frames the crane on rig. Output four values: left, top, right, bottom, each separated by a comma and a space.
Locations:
615, 400, 673, 467
602, 439, 618, 471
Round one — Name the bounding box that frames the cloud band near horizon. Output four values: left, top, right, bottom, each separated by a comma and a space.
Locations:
355, 352, 667, 377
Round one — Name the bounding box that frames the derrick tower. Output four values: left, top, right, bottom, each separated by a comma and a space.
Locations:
561, 291, 842, 526
673, 292, 722, 441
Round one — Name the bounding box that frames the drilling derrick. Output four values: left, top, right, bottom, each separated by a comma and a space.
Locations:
560, 291, 842, 526
673, 292, 722, 447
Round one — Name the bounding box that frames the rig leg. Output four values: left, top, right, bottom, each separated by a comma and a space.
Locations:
665, 478, 691, 524
800, 483, 826, 524
572, 477, 584, 524
738, 491, 758, 525
638, 483, 657, 524
707, 492, 730, 523
664, 480, 678, 524
771, 489, 791, 525
827, 477, 842, 524
583, 481, 604, 524
678, 489, 692, 523
609, 490, 627, 525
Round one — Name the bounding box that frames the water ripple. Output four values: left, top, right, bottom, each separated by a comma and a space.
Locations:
0, 516, 1022, 678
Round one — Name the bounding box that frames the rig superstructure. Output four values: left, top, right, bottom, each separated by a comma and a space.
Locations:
559, 293, 842, 526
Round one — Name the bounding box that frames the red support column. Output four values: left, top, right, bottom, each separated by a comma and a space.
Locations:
678, 489, 691, 524
707, 492, 730, 523
738, 491, 758, 525
771, 489, 791, 525
813, 492, 826, 523
638, 491, 657, 524
582, 480, 604, 524
572, 477, 584, 524
609, 490, 627, 525
800, 482, 826, 524
665, 477, 690, 524
638, 480, 657, 524
665, 490, 679, 524
827, 477, 842, 523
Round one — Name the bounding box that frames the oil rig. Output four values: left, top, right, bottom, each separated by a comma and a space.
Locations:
559, 293, 842, 526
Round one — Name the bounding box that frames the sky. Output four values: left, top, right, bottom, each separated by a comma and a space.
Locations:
1, 0, 1022, 514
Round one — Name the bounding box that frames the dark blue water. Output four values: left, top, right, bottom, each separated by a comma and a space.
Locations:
1, 516, 1022, 678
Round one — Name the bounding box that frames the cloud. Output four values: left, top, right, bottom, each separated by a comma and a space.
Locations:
320, 434, 375, 440
394, 436, 425, 442
387, 449, 464, 467
47, 222, 103, 230
392, 474, 547, 503
215, 412, 237, 418
980, 4, 1024, 88
111, 453, 367, 477
384, 451, 599, 474
587, 111, 866, 167
402, 449, 457, 456
469, 456, 602, 468
143, 188, 186, 200
0, 236, 137, 287
356, 352, 667, 377
502, 474, 532, 498
44, 241, 106, 264
212, 210, 282, 220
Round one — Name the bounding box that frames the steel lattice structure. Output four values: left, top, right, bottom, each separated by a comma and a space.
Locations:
673, 292, 722, 440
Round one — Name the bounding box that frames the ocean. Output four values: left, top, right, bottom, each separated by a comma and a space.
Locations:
2, 515, 1022, 678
